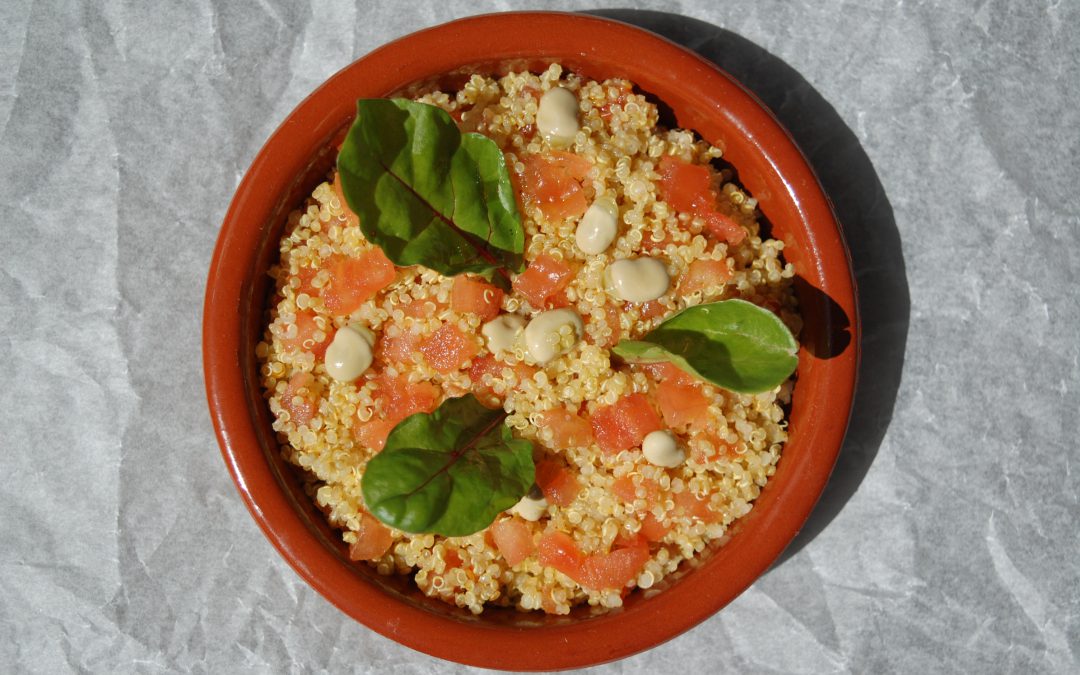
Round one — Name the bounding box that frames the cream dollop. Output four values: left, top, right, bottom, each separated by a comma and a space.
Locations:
324, 325, 375, 382
524, 308, 584, 364
575, 196, 619, 254
642, 430, 686, 468
536, 87, 579, 147
481, 314, 526, 355
605, 257, 670, 303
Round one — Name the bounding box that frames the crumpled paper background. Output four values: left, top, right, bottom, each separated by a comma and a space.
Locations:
2, 0, 1077, 672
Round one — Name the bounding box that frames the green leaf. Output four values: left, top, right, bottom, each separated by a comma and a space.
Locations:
612, 299, 799, 394
360, 395, 535, 537
336, 98, 525, 278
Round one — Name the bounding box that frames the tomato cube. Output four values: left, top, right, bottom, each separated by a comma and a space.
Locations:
590, 393, 663, 455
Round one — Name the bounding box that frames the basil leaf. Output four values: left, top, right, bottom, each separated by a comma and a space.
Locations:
337, 98, 525, 278
360, 394, 535, 537
612, 299, 798, 394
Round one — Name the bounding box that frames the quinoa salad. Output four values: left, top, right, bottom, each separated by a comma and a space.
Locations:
258, 64, 801, 615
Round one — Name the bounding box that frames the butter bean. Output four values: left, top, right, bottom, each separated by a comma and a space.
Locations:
524, 308, 584, 364
324, 325, 374, 382
642, 430, 686, 468
509, 484, 548, 521
481, 314, 526, 354
575, 196, 619, 254
536, 87, 579, 148
605, 257, 670, 302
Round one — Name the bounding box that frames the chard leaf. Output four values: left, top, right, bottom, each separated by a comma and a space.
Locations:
337, 98, 524, 278
612, 299, 798, 394
360, 395, 534, 537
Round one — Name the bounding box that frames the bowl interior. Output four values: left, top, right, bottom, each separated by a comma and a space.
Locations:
205, 12, 858, 670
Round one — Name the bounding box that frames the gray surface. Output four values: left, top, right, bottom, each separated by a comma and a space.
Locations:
2, 0, 1077, 672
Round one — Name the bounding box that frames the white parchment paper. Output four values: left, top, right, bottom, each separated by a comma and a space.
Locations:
1, 1, 1077, 672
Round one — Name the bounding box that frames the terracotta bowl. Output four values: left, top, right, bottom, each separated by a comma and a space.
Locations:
204, 11, 858, 671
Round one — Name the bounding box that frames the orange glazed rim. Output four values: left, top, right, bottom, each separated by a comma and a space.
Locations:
203, 11, 859, 671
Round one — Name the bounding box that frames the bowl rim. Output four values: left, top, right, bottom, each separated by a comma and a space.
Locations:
204, 10, 859, 671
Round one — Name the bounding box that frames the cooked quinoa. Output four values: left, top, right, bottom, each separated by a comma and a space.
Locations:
258, 64, 801, 615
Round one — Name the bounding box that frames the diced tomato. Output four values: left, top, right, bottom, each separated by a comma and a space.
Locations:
538, 531, 649, 590
610, 476, 659, 504
640, 478, 661, 501
513, 361, 540, 383
419, 324, 480, 374
658, 155, 712, 214
331, 172, 360, 228
614, 531, 648, 551
657, 155, 746, 245
377, 327, 422, 365
451, 276, 504, 321
701, 211, 746, 244
378, 374, 441, 422
281, 372, 318, 427
675, 491, 719, 523
537, 408, 594, 450
590, 393, 663, 455
679, 258, 732, 295
640, 361, 697, 387
512, 254, 575, 309
655, 379, 712, 431
491, 518, 535, 566
468, 353, 502, 386
611, 477, 637, 503
348, 513, 393, 561
544, 288, 573, 310
401, 296, 446, 319
506, 154, 528, 215
637, 300, 667, 321
591, 547, 649, 591
518, 152, 592, 221
639, 513, 671, 542
596, 83, 631, 122
294, 266, 319, 297
641, 230, 674, 254
538, 531, 585, 580
690, 431, 738, 463
353, 373, 441, 451
352, 417, 397, 452
469, 354, 536, 386
534, 458, 581, 507
321, 248, 396, 316
540, 585, 558, 614
468, 354, 504, 407
585, 303, 621, 348
602, 305, 622, 347
469, 355, 537, 407
597, 97, 627, 122
444, 548, 463, 569
280, 310, 332, 358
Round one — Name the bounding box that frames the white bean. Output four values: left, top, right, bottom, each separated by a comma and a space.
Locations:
536, 87, 579, 148
481, 314, 526, 354
642, 430, 686, 468
524, 308, 584, 364
509, 485, 548, 521
604, 257, 670, 302
575, 196, 619, 254
324, 325, 374, 382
